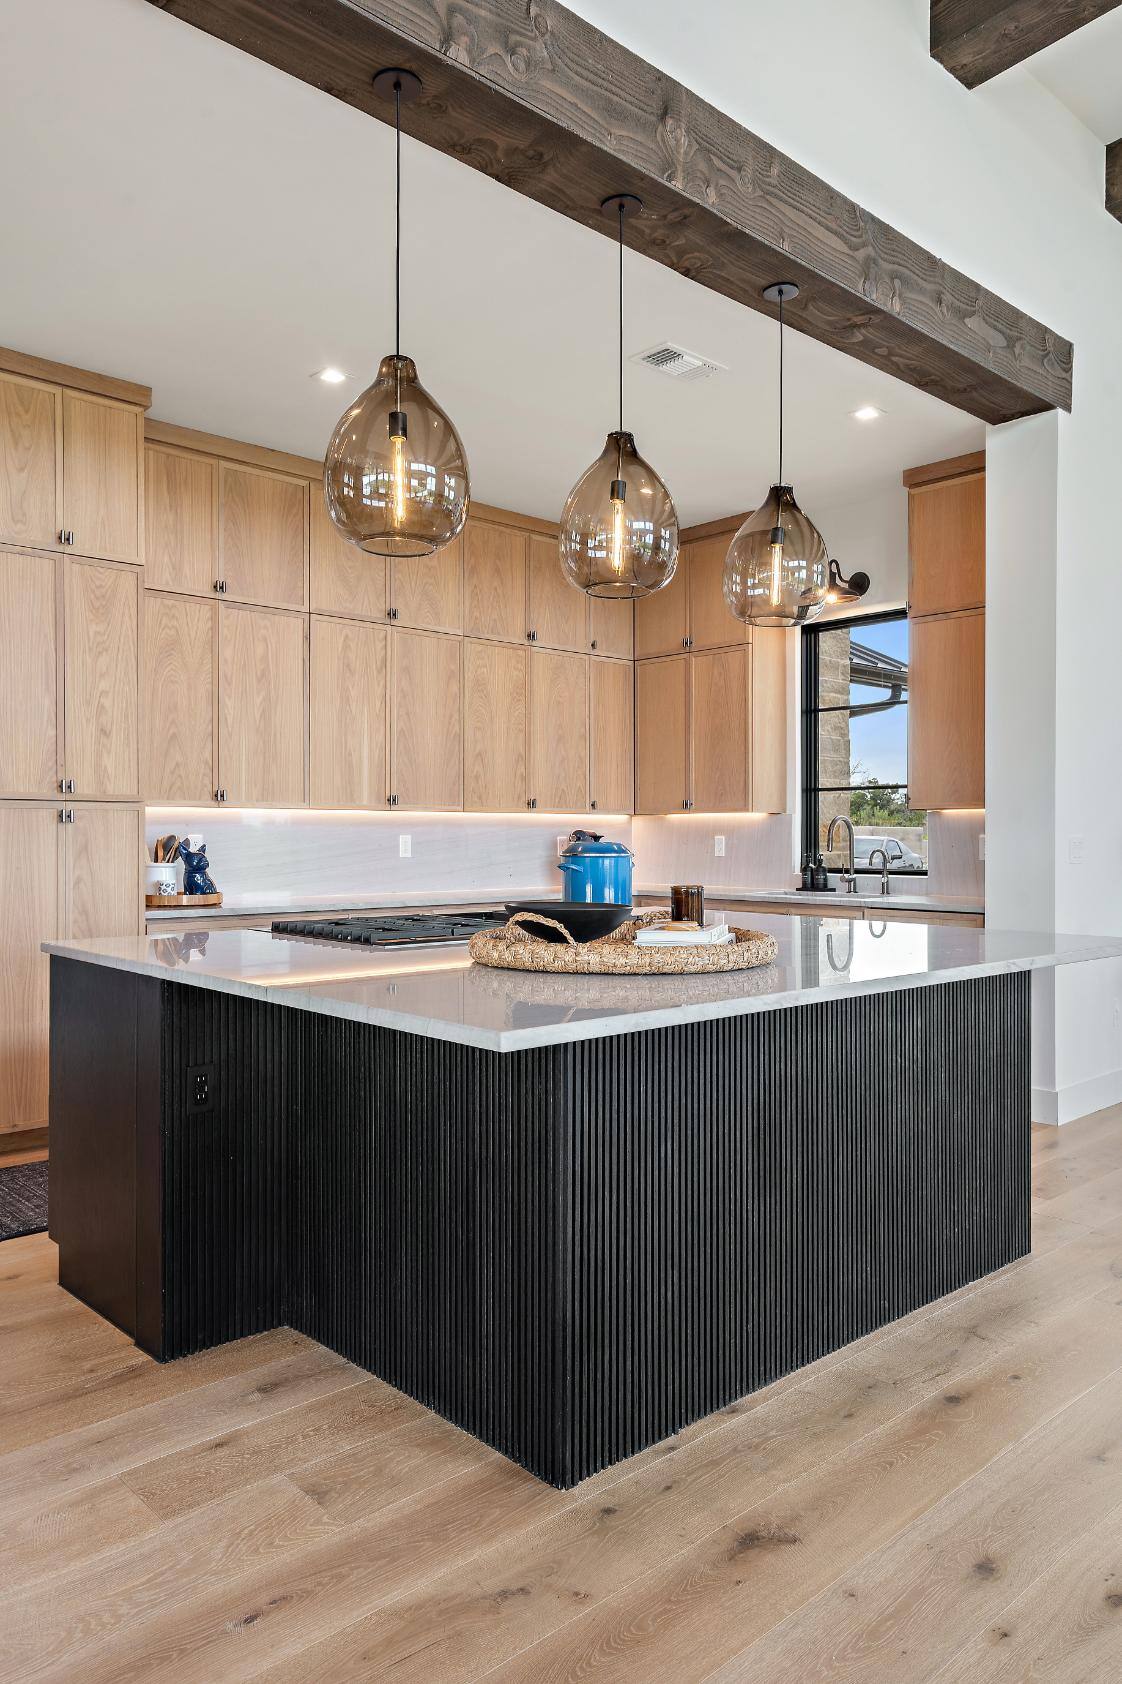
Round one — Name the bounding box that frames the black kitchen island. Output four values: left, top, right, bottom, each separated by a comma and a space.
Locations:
45, 918, 1119, 1487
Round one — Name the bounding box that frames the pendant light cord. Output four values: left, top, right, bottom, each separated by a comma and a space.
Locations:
394, 78, 402, 363
617, 199, 625, 436
777, 288, 784, 490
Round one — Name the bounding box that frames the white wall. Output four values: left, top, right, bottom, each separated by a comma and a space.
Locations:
567, 0, 1122, 1123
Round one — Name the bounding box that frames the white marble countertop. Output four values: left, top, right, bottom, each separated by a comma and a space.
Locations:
636, 884, 985, 916
144, 887, 556, 922
44, 915, 1122, 1053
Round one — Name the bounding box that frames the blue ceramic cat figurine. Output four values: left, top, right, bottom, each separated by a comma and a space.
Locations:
179, 840, 218, 896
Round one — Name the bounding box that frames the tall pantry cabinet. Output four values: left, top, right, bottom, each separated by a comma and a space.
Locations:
0, 351, 148, 1134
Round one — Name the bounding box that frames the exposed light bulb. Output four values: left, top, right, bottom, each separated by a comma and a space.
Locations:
388, 408, 408, 529
609, 478, 627, 576
768, 527, 785, 609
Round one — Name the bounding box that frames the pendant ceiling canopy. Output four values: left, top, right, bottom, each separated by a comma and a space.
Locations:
559, 195, 679, 599
324, 68, 469, 558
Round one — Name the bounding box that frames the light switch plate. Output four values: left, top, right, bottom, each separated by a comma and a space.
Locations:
557, 835, 567, 858
399, 834, 412, 858
1068, 835, 1086, 864
714, 834, 726, 857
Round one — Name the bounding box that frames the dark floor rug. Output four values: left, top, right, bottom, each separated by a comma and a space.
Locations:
0, 1159, 48, 1241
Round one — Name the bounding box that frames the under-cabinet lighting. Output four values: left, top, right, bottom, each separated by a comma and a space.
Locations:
851, 405, 884, 422
314, 367, 348, 384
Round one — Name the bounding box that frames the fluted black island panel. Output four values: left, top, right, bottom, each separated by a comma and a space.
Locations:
49, 952, 1030, 1487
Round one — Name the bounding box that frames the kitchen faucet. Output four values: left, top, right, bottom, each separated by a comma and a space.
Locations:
868, 846, 892, 896
825, 815, 858, 894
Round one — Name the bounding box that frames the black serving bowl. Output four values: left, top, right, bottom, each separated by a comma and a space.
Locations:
505, 901, 634, 944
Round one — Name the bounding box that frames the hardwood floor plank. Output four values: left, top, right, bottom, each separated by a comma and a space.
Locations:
707, 1364, 1122, 1682
120, 1377, 422, 1521
0, 1327, 317, 1455
480, 1296, 1122, 1683
930, 1499, 1122, 1682
0, 1345, 363, 1524
0, 1476, 160, 1597
288, 1414, 498, 1527
1038, 1162, 1122, 1230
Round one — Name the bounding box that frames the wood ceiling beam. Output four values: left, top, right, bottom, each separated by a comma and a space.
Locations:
931, 0, 1122, 89
148, 0, 1073, 421
1107, 139, 1122, 221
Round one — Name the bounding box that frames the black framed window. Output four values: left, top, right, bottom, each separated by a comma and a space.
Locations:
801, 609, 928, 876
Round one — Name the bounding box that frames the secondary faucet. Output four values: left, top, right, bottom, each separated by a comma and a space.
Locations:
868, 846, 892, 896
825, 815, 859, 894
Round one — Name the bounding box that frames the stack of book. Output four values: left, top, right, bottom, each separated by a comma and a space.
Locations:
634, 920, 733, 949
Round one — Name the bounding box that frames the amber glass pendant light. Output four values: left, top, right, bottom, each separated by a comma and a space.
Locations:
723, 282, 830, 628
324, 69, 469, 557
559, 195, 679, 598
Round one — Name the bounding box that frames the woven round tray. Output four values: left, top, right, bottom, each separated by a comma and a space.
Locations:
468, 909, 778, 975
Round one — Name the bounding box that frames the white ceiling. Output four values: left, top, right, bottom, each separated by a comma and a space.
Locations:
0, 0, 983, 528
1025, 8, 1122, 144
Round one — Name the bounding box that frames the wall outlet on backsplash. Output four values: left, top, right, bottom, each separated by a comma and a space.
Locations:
979, 833, 986, 861
398, 835, 412, 858
557, 835, 567, 859
714, 834, 726, 857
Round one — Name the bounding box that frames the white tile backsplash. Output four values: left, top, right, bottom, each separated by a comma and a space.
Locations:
146, 808, 632, 911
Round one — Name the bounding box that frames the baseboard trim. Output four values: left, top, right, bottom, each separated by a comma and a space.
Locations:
1033, 1069, 1122, 1127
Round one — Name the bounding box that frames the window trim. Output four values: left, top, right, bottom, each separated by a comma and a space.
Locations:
800, 608, 926, 877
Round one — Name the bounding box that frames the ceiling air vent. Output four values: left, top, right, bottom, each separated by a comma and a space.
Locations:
632, 343, 726, 382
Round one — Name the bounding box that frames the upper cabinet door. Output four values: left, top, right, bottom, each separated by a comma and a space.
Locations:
309, 615, 388, 809
61, 391, 143, 566
463, 639, 528, 812
635, 654, 688, 813
144, 444, 218, 596
141, 592, 216, 805
63, 559, 139, 800
691, 647, 748, 812
635, 546, 689, 657
0, 372, 62, 550
219, 463, 308, 611
908, 610, 985, 810
0, 551, 59, 797
530, 649, 589, 812
218, 604, 306, 806
688, 533, 746, 650
309, 479, 386, 622
527, 533, 586, 652
390, 629, 462, 810
390, 534, 462, 634
463, 520, 527, 643
747, 627, 789, 815
908, 472, 985, 618
588, 595, 634, 660
589, 655, 634, 815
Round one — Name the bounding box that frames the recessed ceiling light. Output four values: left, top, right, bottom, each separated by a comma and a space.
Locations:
851, 405, 884, 422
314, 367, 348, 385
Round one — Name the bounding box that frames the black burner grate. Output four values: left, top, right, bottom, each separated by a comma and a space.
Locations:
271, 911, 510, 947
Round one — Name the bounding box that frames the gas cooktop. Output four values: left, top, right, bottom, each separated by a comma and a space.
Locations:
270, 910, 510, 948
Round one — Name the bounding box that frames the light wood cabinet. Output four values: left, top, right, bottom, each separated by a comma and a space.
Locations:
748, 626, 789, 814
0, 803, 59, 1134
309, 615, 387, 808
64, 804, 142, 940
691, 647, 750, 811
636, 654, 689, 813
463, 639, 528, 811
144, 444, 218, 596
62, 391, 144, 566
0, 550, 58, 796
0, 799, 141, 1135
463, 520, 527, 643
688, 535, 746, 650
588, 595, 634, 660
589, 656, 634, 814
390, 535, 462, 634
528, 533, 585, 652
530, 649, 589, 811
219, 462, 307, 611
218, 605, 306, 806
0, 372, 61, 550
309, 481, 386, 622
908, 610, 985, 810
390, 629, 462, 810
63, 558, 139, 800
635, 546, 689, 657
141, 593, 216, 804
908, 470, 984, 618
